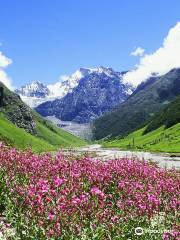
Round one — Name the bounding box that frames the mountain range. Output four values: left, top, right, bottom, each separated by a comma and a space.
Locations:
16, 67, 130, 108
15, 69, 84, 108
13, 66, 180, 146
1, 65, 180, 152
35, 67, 133, 123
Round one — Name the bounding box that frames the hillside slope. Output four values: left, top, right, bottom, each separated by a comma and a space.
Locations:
144, 95, 180, 134
104, 97, 180, 153
0, 82, 86, 151
0, 113, 86, 152
103, 123, 180, 153
93, 68, 180, 140
34, 112, 86, 148
0, 113, 55, 152
0, 81, 36, 134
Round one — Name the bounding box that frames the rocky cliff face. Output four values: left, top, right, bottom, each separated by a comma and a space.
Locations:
0, 82, 36, 134
36, 67, 133, 123
6, 105, 36, 135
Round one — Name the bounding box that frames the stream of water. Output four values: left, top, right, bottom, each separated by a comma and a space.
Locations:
77, 144, 180, 170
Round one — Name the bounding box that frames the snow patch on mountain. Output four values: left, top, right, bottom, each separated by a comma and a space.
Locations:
16, 67, 133, 108
15, 81, 52, 108
16, 80, 50, 98
48, 69, 84, 97
48, 67, 125, 98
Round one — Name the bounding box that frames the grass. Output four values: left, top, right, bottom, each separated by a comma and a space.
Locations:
0, 81, 86, 152
103, 123, 180, 153
0, 114, 55, 152
0, 113, 86, 152
36, 121, 86, 148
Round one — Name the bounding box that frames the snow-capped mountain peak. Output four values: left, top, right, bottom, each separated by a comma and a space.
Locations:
36, 67, 134, 124
47, 68, 91, 98
15, 81, 51, 107
16, 80, 50, 98
76, 66, 124, 79
16, 66, 133, 108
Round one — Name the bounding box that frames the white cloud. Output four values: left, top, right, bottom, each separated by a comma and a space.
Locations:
0, 51, 12, 68
130, 47, 145, 57
0, 51, 13, 89
123, 22, 180, 86
0, 69, 13, 90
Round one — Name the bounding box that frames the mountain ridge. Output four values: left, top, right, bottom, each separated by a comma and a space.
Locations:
35, 67, 133, 123
16, 67, 133, 109
144, 95, 180, 134
104, 96, 180, 152
93, 68, 180, 140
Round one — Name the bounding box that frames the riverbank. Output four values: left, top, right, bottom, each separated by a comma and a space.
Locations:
75, 144, 180, 170
103, 123, 180, 153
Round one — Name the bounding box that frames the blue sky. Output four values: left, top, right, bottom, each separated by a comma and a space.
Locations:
0, 0, 180, 87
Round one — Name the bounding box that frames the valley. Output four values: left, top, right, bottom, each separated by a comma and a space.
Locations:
0, 82, 86, 152
45, 116, 93, 140
1, 4, 180, 239
0, 69, 179, 239
11, 67, 180, 155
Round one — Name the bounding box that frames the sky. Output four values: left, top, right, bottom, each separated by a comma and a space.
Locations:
0, 0, 180, 88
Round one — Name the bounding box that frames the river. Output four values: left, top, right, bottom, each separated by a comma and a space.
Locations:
76, 144, 180, 170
